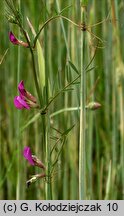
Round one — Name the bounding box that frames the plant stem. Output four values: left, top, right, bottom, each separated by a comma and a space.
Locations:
18, 23, 42, 107
42, 74, 80, 113
33, 15, 80, 47
79, 3, 87, 200
44, 1, 52, 200
16, 0, 21, 200
45, 114, 52, 199
29, 48, 42, 106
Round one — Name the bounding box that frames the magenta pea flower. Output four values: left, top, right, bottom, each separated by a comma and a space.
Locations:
14, 80, 39, 110
9, 31, 29, 47
23, 146, 46, 169
23, 146, 35, 165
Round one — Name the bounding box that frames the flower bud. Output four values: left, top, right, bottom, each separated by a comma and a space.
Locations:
32, 155, 46, 169
9, 32, 29, 47
26, 173, 46, 188
85, 102, 101, 110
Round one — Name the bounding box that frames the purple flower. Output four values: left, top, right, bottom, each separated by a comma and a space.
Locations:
14, 80, 38, 110
18, 80, 37, 103
9, 31, 29, 47
23, 146, 34, 165
23, 146, 46, 169
14, 96, 30, 110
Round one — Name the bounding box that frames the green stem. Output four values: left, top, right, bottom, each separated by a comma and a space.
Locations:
16, 0, 21, 200
50, 107, 80, 118
79, 3, 86, 200
44, 2, 52, 200
42, 74, 80, 113
45, 114, 52, 200
33, 15, 80, 47
30, 48, 42, 106
17, 22, 42, 106
50, 138, 66, 175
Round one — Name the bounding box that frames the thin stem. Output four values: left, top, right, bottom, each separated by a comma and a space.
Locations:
42, 74, 81, 113
50, 107, 80, 118
33, 15, 80, 47
50, 136, 62, 157
45, 114, 52, 199
18, 25, 42, 106
0, 49, 9, 65
87, 29, 104, 43
86, 76, 100, 103
50, 138, 66, 175
44, 4, 52, 199
16, 0, 21, 200
85, 42, 98, 70
87, 13, 110, 28
30, 48, 42, 106
79, 4, 86, 200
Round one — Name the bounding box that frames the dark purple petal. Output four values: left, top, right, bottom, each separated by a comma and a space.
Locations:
14, 80, 38, 110
9, 31, 29, 47
23, 146, 34, 165
14, 96, 30, 110
18, 80, 26, 97
18, 80, 37, 103
9, 32, 19, 45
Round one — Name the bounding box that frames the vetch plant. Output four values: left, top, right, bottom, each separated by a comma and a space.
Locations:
5, 0, 104, 200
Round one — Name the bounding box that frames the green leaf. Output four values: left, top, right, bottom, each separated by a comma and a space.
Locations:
20, 113, 40, 132
68, 60, 79, 75
36, 40, 45, 91
62, 124, 75, 136
105, 161, 112, 200
72, 82, 80, 85
63, 88, 74, 92
86, 66, 96, 73
59, 5, 72, 15
27, 18, 45, 92
0, 49, 9, 65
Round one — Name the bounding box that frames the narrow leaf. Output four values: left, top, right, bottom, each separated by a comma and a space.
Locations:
62, 124, 75, 136
21, 113, 40, 132
86, 66, 96, 73
59, 5, 72, 15
68, 60, 79, 75
27, 17, 45, 92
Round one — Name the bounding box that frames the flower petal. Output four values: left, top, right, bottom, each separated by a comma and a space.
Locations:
18, 80, 26, 97
18, 80, 37, 103
26, 91, 37, 103
9, 31, 29, 47
14, 96, 24, 109
9, 32, 19, 45
23, 146, 34, 165
14, 96, 30, 110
